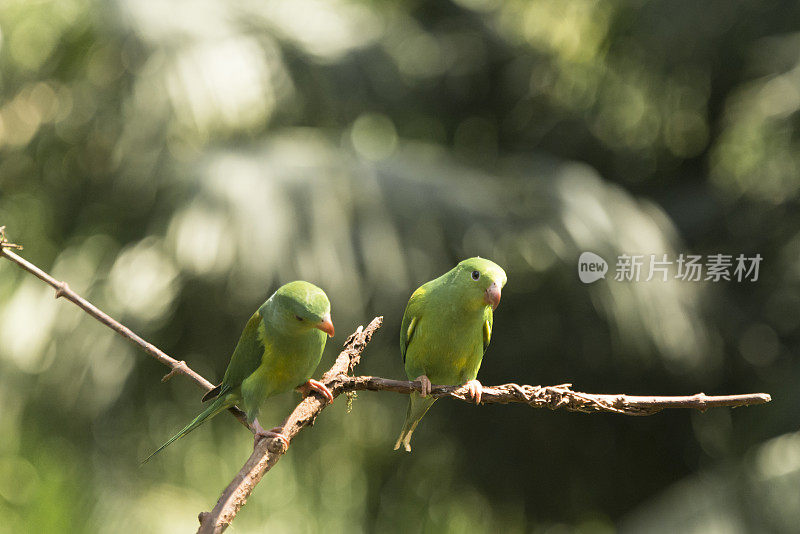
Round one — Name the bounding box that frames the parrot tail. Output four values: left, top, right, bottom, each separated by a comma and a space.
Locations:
141, 394, 234, 464
393, 393, 437, 452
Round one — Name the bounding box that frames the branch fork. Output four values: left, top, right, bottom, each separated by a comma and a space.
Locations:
196, 317, 383, 534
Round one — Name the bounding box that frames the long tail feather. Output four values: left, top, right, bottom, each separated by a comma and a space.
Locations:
393, 393, 436, 452
141, 395, 233, 464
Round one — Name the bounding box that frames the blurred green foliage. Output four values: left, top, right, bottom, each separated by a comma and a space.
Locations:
1, 0, 800, 532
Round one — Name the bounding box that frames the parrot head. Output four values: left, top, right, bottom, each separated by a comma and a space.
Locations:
272, 281, 335, 337
451, 257, 507, 311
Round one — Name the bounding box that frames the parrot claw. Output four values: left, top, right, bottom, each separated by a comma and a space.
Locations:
297, 379, 334, 404
464, 380, 483, 404
255, 430, 289, 451
252, 420, 290, 450
415, 375, 432, 397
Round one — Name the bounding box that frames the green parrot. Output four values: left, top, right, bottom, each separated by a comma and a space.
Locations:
394, 257, 507, 452
143, 281, 336, 462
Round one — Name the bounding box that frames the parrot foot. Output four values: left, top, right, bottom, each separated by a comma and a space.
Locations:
252, 420, 289, 450
297, 379, 334, 404
415, 375, 432, 397
464, 380, 483, 404
255, 430, 289, 451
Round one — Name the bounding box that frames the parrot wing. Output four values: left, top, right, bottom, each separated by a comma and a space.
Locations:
483, 310, 493, 354
216, 311, 267, 394
400, 286, 427, 362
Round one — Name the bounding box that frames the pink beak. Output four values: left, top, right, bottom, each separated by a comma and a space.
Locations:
484, 282, 501, 310
315, 313, 335, 338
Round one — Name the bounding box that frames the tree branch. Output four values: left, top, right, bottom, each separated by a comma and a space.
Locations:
331, 377, 771, 415
197, 316, 384, 534
0, 226, 251, 430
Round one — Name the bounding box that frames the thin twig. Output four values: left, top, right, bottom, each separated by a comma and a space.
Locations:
0, 228, 251, 430
330, 377, 771, 415
197, 317, 383, 534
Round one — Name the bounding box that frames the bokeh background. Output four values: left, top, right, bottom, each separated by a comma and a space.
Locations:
1, 0, 799, 532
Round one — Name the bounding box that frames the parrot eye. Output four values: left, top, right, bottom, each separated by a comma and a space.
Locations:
295, 315, 304, 322
471, 270, 480, 281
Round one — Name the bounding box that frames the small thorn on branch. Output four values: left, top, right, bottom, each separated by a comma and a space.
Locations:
693, 392, 708, 412
54, 281, 70, 299
162, 361, 188, 382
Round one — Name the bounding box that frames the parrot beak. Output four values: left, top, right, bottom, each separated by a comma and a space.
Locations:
315, 313, 335, 338
484, 281, 501, 310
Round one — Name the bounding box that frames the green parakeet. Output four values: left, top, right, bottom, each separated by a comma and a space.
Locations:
394, 257, 507, 452
144, 281, 336, 462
